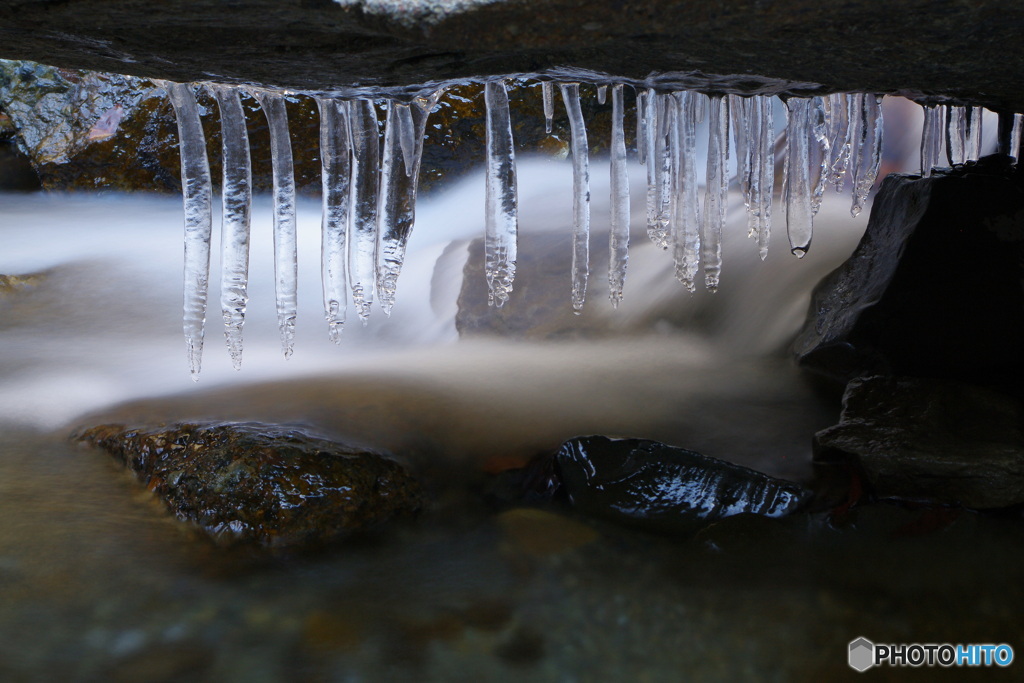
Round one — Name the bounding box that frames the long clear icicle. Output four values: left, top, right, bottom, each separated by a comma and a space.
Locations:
753, 95, 774, 260
827, 93, 851, 191
643, 90, 660, 246
730, 95, 751, 213
702, 94, 728, 289
254, 91, 298, 358
597, 85, 608, 105
348, 99, 379, 324
560, 82, 590, 313
966, 106, 984, 161
211, 85, 251, 370
651, 93, 673, 249
920, 104, 943, 178
850, 95, 883, 218
783, 97, 813, 257
671, 91, 700, 290
166, 81, 212, 380
377, 91, 443, 316
608, 84, 629, 307
542, 81, 554, 135
946, 105, 967, 166
483, 81, 519, 308
316, 97, 350, 343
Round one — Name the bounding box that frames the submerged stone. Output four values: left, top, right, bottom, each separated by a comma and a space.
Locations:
794, 158, 1024, 397
555, 436, 811, 533
814, 376, 1024, 509
75, 422, 424, 548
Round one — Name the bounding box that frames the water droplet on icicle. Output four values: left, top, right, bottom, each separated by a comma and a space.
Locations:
164, 81, 213, 380
316, 97, 350, 343
254, 90, 298, 358
210, 85, 252, 369
483, 81, 519, 308
560, 82, 591, 313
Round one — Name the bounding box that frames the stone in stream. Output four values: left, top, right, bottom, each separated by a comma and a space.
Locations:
554, 436, 811, 534
75, 422, 424, 548
814, 375, 1024, 509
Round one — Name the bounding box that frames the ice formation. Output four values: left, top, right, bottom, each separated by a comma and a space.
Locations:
163, 81, 212, 381
254, 91, 298, 357
209, 86, 252, 370
154, 75, 1012, 376
483, 80, 519, 308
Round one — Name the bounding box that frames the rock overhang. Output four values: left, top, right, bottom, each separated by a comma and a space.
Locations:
0, 0, 1022, 110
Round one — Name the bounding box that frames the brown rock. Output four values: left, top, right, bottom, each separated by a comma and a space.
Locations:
75, 421, 424, 548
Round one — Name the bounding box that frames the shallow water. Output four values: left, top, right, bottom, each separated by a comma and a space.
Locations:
2, 157, 1022, 681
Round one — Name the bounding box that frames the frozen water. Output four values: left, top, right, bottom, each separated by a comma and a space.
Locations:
483, 81, 519, 308
608, 84, 630, 307
348, 99, 379, 324
560, 82, 591, 313
316, 97, 350, 343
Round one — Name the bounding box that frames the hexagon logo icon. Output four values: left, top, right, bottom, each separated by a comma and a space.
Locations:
849, 637, 875, 672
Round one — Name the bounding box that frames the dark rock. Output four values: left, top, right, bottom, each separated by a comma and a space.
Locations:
814, 375, 1024, 509
75, 422, 424, 548
794, 158, 1024, 396
555, 436, 811, 534
1, 1, 1024, 112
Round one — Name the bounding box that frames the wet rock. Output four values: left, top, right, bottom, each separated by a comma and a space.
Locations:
497, 508, 598, 557
794, 158, 1024, 396
814, 376, 1024, 509
75, 422, 424, 548
0, 62, 621, 192
2, 1, 1024, 112
456, 231, 613, 340
555, 436, 811, 534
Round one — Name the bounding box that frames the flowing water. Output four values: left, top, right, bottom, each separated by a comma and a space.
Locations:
2, 156, 1023, 681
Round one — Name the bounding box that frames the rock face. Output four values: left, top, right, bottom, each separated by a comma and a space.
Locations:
76, 422, 424, 548
555, 436, 810, 533
793, 157, 1024, 396
1, 1, 1024, 111
814, 376, 1024, 509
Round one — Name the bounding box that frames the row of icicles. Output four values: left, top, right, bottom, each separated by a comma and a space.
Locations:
158, 78, 989, 378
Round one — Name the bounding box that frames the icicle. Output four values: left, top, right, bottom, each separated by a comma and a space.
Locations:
827, 93, 851, 191
966, 106, 984, 161
348, 99, 379, 324
377, 90, 443, 316
671, 91, 701, 291
783, 97, 812, 257
850, 95, 884, 218
395, 102, 417, 177
597, 85, 608, 105
254, 91, 298, 358
729, 95, 751, 213
946, 105, 967, 166
211, 85, 251, 369
650, 93, 672, 249
636, 89, 647, 166
483, 81, 519, 308
1012, 113, 1024, 162
542, 81, 555, 135
316, 97, 350, 343
703, 95, 728, 288
608, 84, 629, 308
165, 81, 212, 380
753, 95, 774, 260
810, 96, 831, 217
643, 89, 661, 247
560, 82, 590, 313
920, 104, 943, 178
